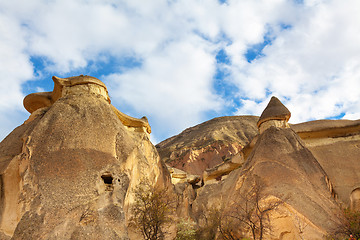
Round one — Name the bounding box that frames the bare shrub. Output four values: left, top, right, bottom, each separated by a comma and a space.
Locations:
129, 179, 174, 240
327, 208, 360, 240
195, 206, 222, 240
219, 178, 283, 240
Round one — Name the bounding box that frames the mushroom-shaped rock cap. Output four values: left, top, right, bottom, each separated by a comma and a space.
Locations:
24, 75, 110, 113
257, 96, 291, 128
51, 75, 110, 103
23, 75, 152, 134
52, 75, 107, 89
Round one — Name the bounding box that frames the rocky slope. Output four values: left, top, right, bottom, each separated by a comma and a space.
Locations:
292, 119, 360, 207
156, 116, 259, 176
1, 75, 360, 240
0, 76, 171, 240
158, 97, 360, 239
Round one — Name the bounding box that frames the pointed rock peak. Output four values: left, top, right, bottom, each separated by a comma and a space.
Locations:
257, 96, 291, 128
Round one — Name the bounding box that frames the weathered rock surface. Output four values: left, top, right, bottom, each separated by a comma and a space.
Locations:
0, 75, 170, 239
3, 79, 360, 240
156, 116, 259, 176
229, 126, 341, 239
292, 119, 360, 209
257, 96, 291, 128
257, 96, 291, 134
176, 97, 358, 239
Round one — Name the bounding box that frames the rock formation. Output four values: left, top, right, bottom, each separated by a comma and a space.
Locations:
158, 96, 360, 239
291, 119, 360, 209
257, 96, 291, 134
223, 126, 341, 239
2, 76, 360, 240
0, 75, 170, 239
186, 97, 342, 239
156, 116, 259, 176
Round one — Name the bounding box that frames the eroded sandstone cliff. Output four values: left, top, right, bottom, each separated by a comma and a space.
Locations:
158, 97, 360, 239
1, 77, 360, 240
156, 116, 259, 176
0, 75, 170, 240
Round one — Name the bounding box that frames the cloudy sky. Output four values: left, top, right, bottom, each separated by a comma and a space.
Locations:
1, 0, 359, 143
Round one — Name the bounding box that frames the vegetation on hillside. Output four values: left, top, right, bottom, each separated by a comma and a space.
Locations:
129, 179, 175, 240
327, 208, 360, 240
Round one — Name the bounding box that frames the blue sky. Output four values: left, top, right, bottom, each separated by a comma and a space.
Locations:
1, 0, 360, 143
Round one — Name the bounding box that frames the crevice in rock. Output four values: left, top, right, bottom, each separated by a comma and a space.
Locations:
101, 174, 113, 185
101, 173, 114, 191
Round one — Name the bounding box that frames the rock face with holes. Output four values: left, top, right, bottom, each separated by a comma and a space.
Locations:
0, 75, 169, 240
2, 76, 360, 240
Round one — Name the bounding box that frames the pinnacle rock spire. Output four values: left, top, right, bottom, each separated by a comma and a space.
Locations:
257, 96, 291, 132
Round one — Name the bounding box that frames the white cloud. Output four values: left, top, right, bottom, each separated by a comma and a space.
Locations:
0, 12, 34, 140
0, 0, 360, 142
231, 0, 360, 124
105, 37, 222, 139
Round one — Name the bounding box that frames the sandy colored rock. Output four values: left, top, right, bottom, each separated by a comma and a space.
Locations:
156, 116, 259, 175
3, 80, 360, 240
193, 126, 341, 239
23, 75, 151, 134
291, 119, 360, 138
203, 153, 244, 182
290, 119, 360, 207
0, 75, 170, 239
238, 127, 340, 232
257, 96, 291, 130
23, 75, 111, 114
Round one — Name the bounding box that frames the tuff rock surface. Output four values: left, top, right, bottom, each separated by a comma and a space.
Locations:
0, 75, 170, 240
157, 97, 360, 239
2, 75, 360, 240
156, 116, 259, 176
292, 119, 360, 208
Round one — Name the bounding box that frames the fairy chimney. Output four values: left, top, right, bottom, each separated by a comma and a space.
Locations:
0, 75, 169, 239
257, 96, 291, 134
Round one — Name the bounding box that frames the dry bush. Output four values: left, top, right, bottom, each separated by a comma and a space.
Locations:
327, 208, 360, 240
129, 179, 175, 240
219, 178, 283, 240
192, 178, 281, 240
195, 206, 222, 240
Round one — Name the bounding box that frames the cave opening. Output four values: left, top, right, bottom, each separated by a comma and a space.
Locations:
101, 174, 113, 185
